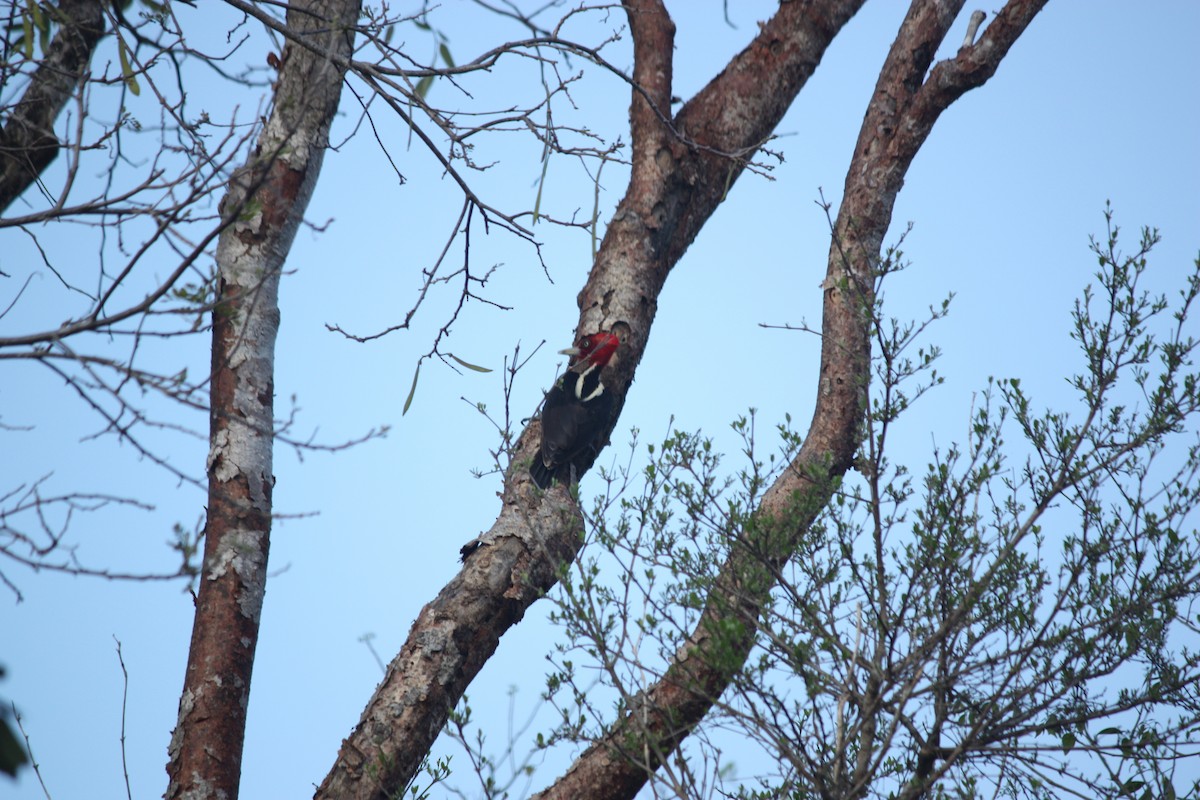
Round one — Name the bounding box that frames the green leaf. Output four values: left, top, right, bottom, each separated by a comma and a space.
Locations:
402, 362, 421, 415
28, 0, 44, 32
1061, 732, 1076, 752
117, 37, 141, 96
21, 11, 32, 59
0, 715, 28, 777
448, 354, 492, 373
415, 75, 433, 101
438, 41, 456, 69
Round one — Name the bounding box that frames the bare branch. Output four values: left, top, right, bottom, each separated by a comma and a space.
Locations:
0, 0, 106, 212
316, 2, 867, 798
533, 2, 1048, 798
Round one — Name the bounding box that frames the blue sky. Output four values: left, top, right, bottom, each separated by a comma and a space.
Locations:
3, 2, 1199, 798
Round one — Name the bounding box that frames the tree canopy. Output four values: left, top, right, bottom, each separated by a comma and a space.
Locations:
3, 3, 1198, 800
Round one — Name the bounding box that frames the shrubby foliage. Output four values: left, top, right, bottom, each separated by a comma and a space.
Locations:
543, 216, 1200, 800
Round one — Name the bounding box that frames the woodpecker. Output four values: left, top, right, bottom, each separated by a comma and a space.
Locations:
530, 331, 620, 489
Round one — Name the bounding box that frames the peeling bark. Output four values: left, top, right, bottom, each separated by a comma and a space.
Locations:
0, 0, 105, 213
164, 3, 360, 799
316, 2, 867, 799
534, 3, 1049, 799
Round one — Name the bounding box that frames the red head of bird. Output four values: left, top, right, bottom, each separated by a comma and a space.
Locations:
562, 331, 620, 375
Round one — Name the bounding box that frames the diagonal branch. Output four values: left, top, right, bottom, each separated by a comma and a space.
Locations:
315, 2, 867, 799
0, 0, 106, 213
533, 3, 1049, 799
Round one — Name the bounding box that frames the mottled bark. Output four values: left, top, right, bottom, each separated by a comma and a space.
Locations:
164, 3, 360, 799
536, 3, 1049, 799
0, 0, 105, 213
315, 2, 866, 799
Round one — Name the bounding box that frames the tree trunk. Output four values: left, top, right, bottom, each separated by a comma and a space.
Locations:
535, 2, 1048, 798
164, 3, 360, 799
315, 2, 866, 799
0, 0, 105, 213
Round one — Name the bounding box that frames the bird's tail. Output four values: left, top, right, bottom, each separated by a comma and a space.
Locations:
529, 459, 555, 489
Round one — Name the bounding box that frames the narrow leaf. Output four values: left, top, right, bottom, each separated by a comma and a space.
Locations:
438, 41, 456, 69
449, 354, 492, 373
403, 362, 421, 415
415, 75, 433, 101
22, 12, 32, 59
28, 0, 45, 34
117, 38, 141, 96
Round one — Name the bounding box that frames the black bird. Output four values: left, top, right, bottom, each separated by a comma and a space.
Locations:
530, 331, 620, 489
